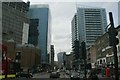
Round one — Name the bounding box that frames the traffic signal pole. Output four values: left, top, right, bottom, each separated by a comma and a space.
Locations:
109, 12, 119, 80
113, 44, 119, 80
81, 41, 87, 79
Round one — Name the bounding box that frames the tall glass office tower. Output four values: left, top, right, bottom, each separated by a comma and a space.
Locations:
71, 8, 107, 69
72, 8, 107, 48
28, 5, 51, 64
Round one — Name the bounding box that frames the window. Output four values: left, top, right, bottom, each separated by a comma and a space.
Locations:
98, 61, 99, 64
100, 60, 102, 64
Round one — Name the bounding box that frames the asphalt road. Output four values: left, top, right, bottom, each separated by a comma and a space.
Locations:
12, 72, 115, 80
33, 72, 70, 78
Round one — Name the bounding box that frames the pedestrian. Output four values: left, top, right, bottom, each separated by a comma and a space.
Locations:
106, 65, 110, 77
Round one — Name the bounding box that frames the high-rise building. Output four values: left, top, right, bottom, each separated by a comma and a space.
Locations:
71, 14, 79, 47
2, 2, 30, 44
28, 5, 51, 64
72, 8, 107, 48
50, 45, 54, 64
71, 8, 107, 69
28, 19, 39, 46
57, 52, 66, 69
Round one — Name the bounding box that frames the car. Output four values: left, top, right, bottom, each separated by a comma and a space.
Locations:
47, 70, 52, 73
16, 72, 33, 78
70, 72, 80, 79
50, 71, 60, 78
66, 70, 70, 75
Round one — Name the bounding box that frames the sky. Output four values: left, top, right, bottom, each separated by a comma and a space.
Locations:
23, 0, 119, 61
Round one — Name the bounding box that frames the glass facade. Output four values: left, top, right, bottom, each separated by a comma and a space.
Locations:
71, 14, 79, 47
28, 19, 39, 46
28, 5, 51, 64
77, 8, 107, 48
57, 52, 66, 68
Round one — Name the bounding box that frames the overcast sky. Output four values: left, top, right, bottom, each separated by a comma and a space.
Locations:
23, 0, 119, 61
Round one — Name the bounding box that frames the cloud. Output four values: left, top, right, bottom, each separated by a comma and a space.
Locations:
22, 1, 119, 61
52, 2, 118, 61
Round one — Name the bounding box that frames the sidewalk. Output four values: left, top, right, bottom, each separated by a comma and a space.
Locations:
99, 77, 114, 80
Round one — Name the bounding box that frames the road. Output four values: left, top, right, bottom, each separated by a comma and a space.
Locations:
33, 72, 70, 78
33, 72, 50, 78
13, 72, 115, 80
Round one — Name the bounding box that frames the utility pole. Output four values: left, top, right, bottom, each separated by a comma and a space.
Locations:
108, 12, 119, 80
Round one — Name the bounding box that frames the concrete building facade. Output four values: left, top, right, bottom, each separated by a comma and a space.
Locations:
4, 40, 41, 70
90, 25, 120, 68
86, 45, 97, 64
2, 2, 30, 44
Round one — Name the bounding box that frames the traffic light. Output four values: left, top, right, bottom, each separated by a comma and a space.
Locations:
86, 63, 91, 69
109, 12, 119, 80
114, 30, 119, 45
108, 27, 119, 46
108, 12, 119, 46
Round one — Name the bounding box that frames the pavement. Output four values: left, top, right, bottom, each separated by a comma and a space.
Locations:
10, 72, 116, 80
60, 72, 70, 78
33, 72, 50, 78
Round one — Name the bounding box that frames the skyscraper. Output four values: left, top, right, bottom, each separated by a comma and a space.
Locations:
71, 8, 107, 69
28, 5, 51, 65
57, 52, 66, 69
72, 8, 107, 48
2, 2, 30, 44
50, 45, 54, 64
28, 19, 39, 46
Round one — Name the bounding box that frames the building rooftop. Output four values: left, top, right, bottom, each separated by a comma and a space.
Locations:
30, 4, 49, 8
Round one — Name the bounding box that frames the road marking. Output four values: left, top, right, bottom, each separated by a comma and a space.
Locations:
0, 74, 16, 79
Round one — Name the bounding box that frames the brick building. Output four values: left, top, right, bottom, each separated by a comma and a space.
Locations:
4, 40, 41, 70
88, 25, 120, 68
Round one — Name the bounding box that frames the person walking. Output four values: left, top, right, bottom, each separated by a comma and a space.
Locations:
106, 65, 110, 77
